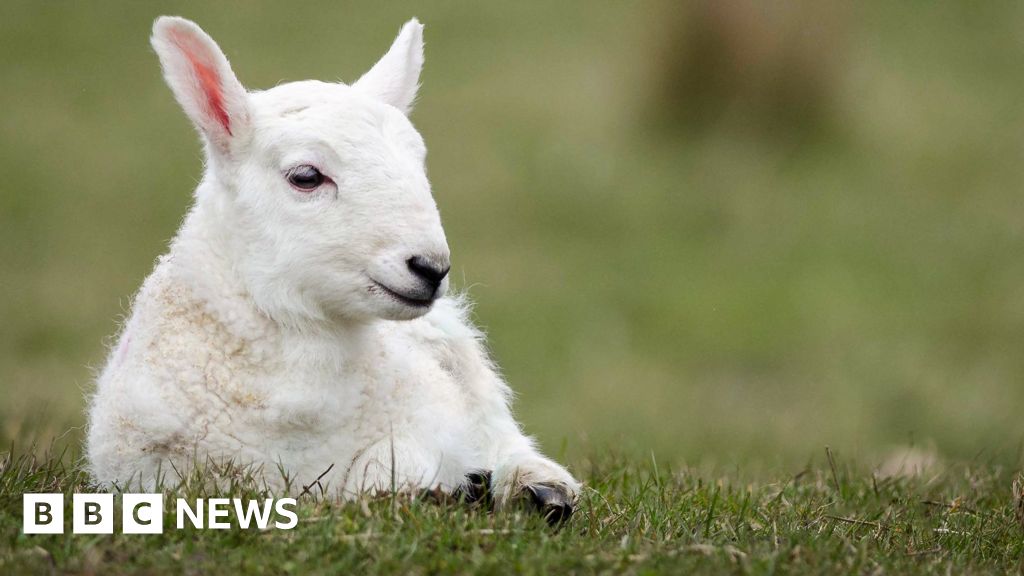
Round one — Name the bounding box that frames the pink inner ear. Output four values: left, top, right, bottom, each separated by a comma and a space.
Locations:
170, 30, 232, 136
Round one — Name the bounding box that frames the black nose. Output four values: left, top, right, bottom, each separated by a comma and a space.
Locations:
407, 256, 450, 290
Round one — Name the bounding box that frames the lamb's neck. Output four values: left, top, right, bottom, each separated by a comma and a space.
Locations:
166, 197, 379, 360
162, 202, 266, 338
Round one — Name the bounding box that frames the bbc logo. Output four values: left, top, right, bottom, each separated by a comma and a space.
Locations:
23, 493, 299, 534
24, 494, 163, 534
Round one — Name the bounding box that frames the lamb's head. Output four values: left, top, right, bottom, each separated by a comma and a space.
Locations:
151, 16, 449, 325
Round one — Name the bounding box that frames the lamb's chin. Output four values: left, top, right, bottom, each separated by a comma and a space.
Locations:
374, 298, 435, 321
318, 294, 434, 323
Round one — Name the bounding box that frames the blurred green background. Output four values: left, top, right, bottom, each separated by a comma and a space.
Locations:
2, 1, 1024, 468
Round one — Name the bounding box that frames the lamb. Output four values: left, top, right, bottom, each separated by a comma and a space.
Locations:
86, 16, 579, 522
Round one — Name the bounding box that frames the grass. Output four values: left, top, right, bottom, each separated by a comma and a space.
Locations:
2, 446, 1022, 574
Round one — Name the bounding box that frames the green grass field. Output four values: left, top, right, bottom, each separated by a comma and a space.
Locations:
3, 1, 1024, 572
2, 446, 1023, 574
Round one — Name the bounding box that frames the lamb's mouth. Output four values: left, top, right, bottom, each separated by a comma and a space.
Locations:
370, 279, 435, 308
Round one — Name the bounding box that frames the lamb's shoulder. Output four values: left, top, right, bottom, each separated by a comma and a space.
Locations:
404, 295, 512, 404
104, 256, 281, 409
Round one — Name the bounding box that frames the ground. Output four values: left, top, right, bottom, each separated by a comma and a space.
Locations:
2, 446, 1022, 574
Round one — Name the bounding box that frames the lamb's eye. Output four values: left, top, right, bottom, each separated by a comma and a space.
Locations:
286, 165, 325, 191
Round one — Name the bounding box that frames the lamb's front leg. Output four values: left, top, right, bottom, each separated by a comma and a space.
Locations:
332, 437, 470, 498
488, 430, 580, 525
465, 377, 581, 524
430, 300, 581, 523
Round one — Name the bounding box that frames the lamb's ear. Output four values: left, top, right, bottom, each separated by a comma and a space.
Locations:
151, 16, 250, 153
353, 18, 424, 115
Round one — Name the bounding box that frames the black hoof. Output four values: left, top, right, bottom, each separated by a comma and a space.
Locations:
525, 484, 575, 526
455, 470, 493, 506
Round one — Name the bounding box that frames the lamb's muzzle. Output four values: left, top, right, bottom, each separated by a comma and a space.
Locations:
407, 255, 450, 292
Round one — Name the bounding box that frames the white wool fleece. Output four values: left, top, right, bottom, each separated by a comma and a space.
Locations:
86, 16, 579, 504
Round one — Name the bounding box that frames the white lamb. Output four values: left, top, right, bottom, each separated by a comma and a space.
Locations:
86, 16, 579, 522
